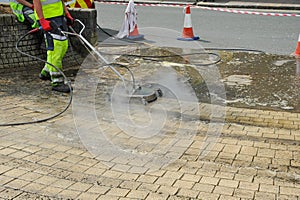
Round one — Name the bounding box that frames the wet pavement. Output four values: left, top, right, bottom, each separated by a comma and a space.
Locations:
0, 42, 300, 200
207, 51, 300, 112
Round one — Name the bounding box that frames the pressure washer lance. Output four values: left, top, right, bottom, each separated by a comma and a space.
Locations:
62, 19, 163, 104
30, 20, 129, 92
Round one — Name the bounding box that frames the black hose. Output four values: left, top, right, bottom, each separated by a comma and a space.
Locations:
204, 47, 265, 54
0, 24, 264, 126
0, 29, 73, 127
96, 24, 265, 66
98, 23, 265, 53
100, 51, 222, 66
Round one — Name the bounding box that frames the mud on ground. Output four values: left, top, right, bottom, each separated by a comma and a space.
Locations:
215, 51, 300, 113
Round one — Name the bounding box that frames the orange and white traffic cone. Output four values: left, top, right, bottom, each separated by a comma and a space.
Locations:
177, 5, 199, 41
293, 33, 300, 57
116, 0, 144, 40
128, 24, 144, 40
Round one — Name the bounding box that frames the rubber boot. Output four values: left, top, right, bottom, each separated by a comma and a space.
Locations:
52, 83, 71, 93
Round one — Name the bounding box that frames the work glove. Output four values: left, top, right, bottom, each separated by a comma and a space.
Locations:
39, 18, 52, 31
65, 12, 74, 26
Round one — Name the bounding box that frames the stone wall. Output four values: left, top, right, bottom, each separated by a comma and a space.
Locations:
69, 8, 98, 56
0, 4, 97, 72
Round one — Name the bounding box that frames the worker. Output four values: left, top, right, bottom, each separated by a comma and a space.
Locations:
9, 0, 39, 28
34, 0, 74, 93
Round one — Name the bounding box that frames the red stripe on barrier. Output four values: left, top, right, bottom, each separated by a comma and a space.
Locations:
85, 0, 93, 8
199, 6, 300, 17
75, 1, 81, 7
97, 1, 300, 17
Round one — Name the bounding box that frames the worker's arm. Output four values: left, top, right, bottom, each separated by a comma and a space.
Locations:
63, 1, 74, 25
16, 0, 33, 9
63, 2, 70, 15
33, 0, 52, 31
33, 0, 44, 19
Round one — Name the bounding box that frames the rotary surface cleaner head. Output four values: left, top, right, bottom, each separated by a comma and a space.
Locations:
130, 84, 163, 105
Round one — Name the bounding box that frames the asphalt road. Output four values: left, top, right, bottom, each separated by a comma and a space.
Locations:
96, 2, 300, 55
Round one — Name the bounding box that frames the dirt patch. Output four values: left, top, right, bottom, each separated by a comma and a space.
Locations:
122, 48, 300, 113
0, 4, 12, 14
216, 51, 300, 112
1, 46, 299, 122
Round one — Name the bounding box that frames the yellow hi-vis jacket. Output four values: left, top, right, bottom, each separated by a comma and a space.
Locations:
35, 0, 64, 20
9, 0, 25, 22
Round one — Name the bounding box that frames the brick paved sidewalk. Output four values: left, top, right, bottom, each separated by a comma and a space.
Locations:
0, 99, 300, 199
